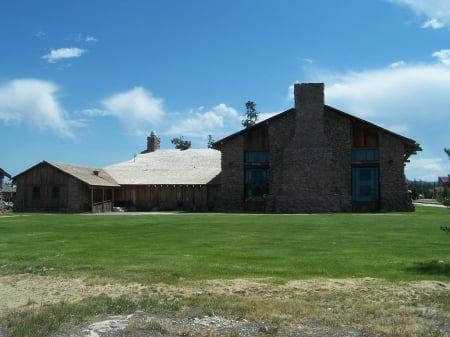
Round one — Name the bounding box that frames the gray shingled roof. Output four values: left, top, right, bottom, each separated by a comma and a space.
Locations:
47, 161, 120, 187
104, 149, 221, 185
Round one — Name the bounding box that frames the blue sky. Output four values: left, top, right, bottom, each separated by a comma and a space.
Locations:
1, 0, 449, 181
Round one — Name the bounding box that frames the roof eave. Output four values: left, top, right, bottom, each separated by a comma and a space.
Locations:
325, 105, 422, 154
212, 108, 295, 148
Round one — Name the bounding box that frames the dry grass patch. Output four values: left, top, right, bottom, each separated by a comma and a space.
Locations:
1, 276, 449, 337
0, 275, 450, 337
182, 278, 449, 336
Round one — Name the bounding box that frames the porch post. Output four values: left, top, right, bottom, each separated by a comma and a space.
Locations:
91, 187, 94, 213
102, 188, 105, 212
112, 188, 115, 211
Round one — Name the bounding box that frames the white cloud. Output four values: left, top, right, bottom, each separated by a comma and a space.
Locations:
388, 0, 450, 28
81, 108, 109, 116
432, 49, 450, 65
101, 86, 164, 130
421, 18, 444, 29
85, 35, 98, 42
301, 50, 450, 180
259, 111, 281, 122
42, 47, 86, 63
166, 104, 239, 138
0, 79, 75, 138
323, 65, 450, 122
75, 34, 98, 43
34, 31, 45, 38
389, 60, 406, 69
405, 157, 450, 181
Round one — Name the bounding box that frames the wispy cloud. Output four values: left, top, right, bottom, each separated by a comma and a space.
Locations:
388, 0, 450, 29
300, 49, 450, 180
421, 18, 444, 29
85, 35, 98, 42
432, 49, 450, 65
388, 60, 406, 69
101, 86, 164, 131
76, 34, 98, 42
165, 104, 240, 139
0, 79, 77, 138
42, 47, 86, 63
34, 31, 45, 38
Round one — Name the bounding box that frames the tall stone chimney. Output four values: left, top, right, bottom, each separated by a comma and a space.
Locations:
294, 83, 325, 132
274, 82, 331, 211
268, 82, 352, 212
141, 131, 160, 153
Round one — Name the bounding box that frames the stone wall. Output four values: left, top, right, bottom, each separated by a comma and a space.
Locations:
217, 135, 244, 210
265, 110, 296, 212
323, 109, 353, 211
379, 132, 413, 211
267, 84, 352, 212
216, 83, 415, 213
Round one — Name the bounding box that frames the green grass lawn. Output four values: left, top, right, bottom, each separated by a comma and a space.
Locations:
0, 206, 449, 282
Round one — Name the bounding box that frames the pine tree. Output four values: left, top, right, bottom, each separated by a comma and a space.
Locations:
171, 137, 191, 150
241, 101, 259, 128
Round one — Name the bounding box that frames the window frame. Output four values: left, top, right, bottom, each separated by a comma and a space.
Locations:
352, 166, 379, 203
244, 151, 270, 202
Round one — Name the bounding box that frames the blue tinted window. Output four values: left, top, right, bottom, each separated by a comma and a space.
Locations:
352, 167, 379, 202
245, 151, 269, 163
245, 168, 269, 202
351, 149, 379, 162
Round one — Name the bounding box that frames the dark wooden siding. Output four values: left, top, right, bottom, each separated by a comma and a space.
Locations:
115, 184, 219, 211
14, 163, 90, 212
352, 120, 379, 149
244, 124, 269, 151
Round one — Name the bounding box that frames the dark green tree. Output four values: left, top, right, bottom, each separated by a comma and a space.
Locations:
207, 134, 215, 148
241, 101, 259, 128
171, 137, 191, 150
445, 148, 450, 159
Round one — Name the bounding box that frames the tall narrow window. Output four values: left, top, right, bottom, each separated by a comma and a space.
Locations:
352, 167, 379, 202
244, 151, 269, 202
352, 122, 380, 208
245, 168, 269, 201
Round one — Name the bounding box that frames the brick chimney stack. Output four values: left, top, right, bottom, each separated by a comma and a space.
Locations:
141, 131, 160, 153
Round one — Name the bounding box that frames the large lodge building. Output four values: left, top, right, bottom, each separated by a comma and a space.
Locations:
13, 83, 421, 213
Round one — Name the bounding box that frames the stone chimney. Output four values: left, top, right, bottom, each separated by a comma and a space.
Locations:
141, 131, 160, 153
294, 83, 325, 132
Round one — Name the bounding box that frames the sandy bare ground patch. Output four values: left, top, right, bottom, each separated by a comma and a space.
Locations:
0, 274, 149, 317
1, 274, 449, 336
0, 275, 379, 315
